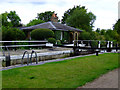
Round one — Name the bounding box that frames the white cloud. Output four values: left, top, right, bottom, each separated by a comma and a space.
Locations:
0, 0, 119, 30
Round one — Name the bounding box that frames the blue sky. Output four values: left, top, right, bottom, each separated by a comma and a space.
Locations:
0, 0, 119, 30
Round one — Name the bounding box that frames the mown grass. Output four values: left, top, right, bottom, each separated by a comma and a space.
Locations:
2, 53, 119, 88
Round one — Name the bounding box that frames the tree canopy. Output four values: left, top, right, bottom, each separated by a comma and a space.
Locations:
113, 19, 120, 34
1, 11, 22, 27
62, 5, 96, 32
1, 11, 25, 41
62, 5, 86, 24
8, 11, 21, 27
26, 19, 45, 26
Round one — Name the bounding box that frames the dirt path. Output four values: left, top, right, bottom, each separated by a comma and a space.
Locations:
78, 68, 119, 88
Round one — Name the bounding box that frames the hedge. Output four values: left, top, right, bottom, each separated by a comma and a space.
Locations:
31, 28, 54, 40
2, 27, 25, 41
48, 38, 56, 45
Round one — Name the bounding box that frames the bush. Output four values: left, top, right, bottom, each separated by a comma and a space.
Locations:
54, 31, 61, 40
48, 38, 56, 45
63, 31, 69, 42
79, 31, 90, 40
56, 40, 62, 45
31, 28, 54, 40
2, 27, 25, 41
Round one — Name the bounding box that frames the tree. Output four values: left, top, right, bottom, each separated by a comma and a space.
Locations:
104, 29, 119, 41
113, 19, 120, 44
96, 28, 100, 33
62, 5, 86, 24
1, 12, 12, 27
7, 11, 21, 27
100, 29, 106, 35
63, 6, 96, 32
90, 31, 99, 40
113, 19, 120, 34
26, 19, 45, 26
79, 31, 91, 40
37, 11, 59, 22
1, 11, 22, 27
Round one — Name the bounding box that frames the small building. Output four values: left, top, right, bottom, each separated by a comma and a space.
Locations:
21, 13, 82, 43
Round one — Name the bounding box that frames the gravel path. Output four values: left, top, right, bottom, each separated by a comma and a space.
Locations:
78, 68, 119, 88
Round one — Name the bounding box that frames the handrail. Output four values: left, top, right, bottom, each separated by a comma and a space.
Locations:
22, 51, 29, 65
30, 50, 38, 64
73, 40, 114, 42
0, 40, 48, 49
0, 40, 48, 43
0, 44, 46, 48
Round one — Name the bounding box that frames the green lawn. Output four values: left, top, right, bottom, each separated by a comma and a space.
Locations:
2, 53, 119, 88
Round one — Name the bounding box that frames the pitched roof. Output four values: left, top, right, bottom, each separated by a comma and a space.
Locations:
20, 21, 82, 32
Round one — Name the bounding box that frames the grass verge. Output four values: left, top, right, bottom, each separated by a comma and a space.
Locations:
2, 53, 119, 88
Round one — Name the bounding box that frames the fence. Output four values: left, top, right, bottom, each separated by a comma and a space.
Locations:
73, 40, 119, 48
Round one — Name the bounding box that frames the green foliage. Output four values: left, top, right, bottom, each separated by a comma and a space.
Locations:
7, 11, 21, 27
63, 32, 69, 42
96, 28, 100, 33
62, 5, 96, 32
91, 41, 98, 48
1, 11, 22, 27
56, 40, 62, 45
54, 31, 61, 40
90, 31, 99, 40
2, 27, 25, 41
48, 38, 56, 45
37, 11, 54, 22
26, 19, 45, 26
100, 29, 106, 35
101, 41, 106, 48
113, 19, 120, 45
1, 12, 12, 27
31, 28, 54, 40
113, 19, 120, 34
79, 31, 90, 40
62, 5, 86, 24
0, 15, 1, 41
104, 29, 118, 41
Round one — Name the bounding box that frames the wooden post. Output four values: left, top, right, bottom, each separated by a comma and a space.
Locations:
60, 31, 63, 40
27, 31, 31, 40
107, 41, 109, 48
5, 55, 11, 67
111, 41, 113, 48
98, 41, 101, 48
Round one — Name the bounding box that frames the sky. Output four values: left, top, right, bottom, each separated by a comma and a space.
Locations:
0, 0, 119, 30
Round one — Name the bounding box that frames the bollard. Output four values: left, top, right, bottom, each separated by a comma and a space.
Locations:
73, 47, 79, 56
96, 51, 99, 56
95, 49, 99, 56
5, 55, 11, 67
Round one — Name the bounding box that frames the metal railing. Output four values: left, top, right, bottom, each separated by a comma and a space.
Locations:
30, 50, 38, 64
0, 40, 48, 48
22, 51, 29, 65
